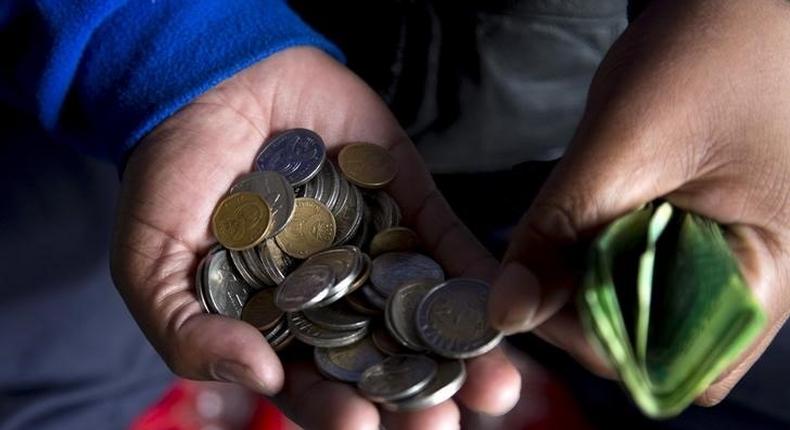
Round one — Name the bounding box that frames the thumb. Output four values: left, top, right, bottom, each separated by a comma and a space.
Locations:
489, 104, 699, 334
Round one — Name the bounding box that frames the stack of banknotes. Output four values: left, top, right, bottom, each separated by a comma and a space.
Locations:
580, 202, 767, 418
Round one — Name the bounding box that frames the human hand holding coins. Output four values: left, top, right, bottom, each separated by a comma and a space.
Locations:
112, 47, 520, 429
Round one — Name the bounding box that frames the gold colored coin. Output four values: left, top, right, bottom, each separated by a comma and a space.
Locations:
212, 192, 271, 250
241, 288, 284, 332
275, 198, 336, 259
338, 142, 398, 189
369, 227, 419, 257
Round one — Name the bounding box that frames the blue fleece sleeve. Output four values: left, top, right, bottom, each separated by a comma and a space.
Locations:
0, 0, 343, 165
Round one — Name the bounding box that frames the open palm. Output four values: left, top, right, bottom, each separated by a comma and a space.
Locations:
111, 47, 520, 429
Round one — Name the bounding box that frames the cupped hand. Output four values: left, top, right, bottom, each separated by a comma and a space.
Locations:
111, 47, 520, 429
489, 0, 790, 405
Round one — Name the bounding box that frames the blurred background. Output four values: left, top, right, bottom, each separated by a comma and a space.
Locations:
3, 1, 789, 429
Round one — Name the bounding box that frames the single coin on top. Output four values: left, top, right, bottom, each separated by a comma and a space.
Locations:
369, 227, 419, 257
211, 192, 271, 251
241, 288, 284, 332
314, 336, 386, 383
275, 197, 336, 259
255, 128, 326, 186
383, 360, 466, 411
275, 264, 335, 312
338, 142, 398, 189
358, 355, 438, 403
416, 279, 503, 359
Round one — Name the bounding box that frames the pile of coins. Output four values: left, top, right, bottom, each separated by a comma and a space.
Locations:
196, 128, 502, 410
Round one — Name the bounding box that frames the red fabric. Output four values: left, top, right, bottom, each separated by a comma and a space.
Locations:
130, 380, 284, 430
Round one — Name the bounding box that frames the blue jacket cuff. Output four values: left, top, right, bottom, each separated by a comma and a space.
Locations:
65, 0, 343, 165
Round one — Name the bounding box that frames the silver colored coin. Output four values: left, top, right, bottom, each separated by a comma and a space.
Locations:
195, 254, 212, 313
230, 171, 296, 238
314, 336, 386, 383
348, 253, 372, 294
385, 282, 435, 351
205, 249, 254, 319
370, 252, 445, 298
332, 183, 364, 246
328, 168, 350, 213
325, 161, 344, 212
259, 239, 298, 285
242, 247, 275, 287
300, 163, 326, 202
255, 129, 326, 186
304, 302, 371, 331
383, 360, 466, 411
287, 312, 369, 348
269, 325, 295, 352
275, 264, 335, 312
366, 191, 401, 232
315, 283, 352, 308
264, 317, 287, 342
347, 203, 372, 249
303, 161, 340, 211
361, 284, 387, 310
358, 355, 438, 403
416, 279, 503, 359
229, 249, 267, 289
304, 246, 362, 303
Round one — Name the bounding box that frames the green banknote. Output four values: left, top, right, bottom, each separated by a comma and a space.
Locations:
579, 202, 766, 418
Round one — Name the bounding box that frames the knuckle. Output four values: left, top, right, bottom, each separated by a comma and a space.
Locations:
525, 202, 578, 242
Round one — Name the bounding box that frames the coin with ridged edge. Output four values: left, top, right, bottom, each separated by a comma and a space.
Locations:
314, 336, 386, 383
255, 129, 326, 186
383, 360, 466, 411
416, 279, 503, 359
211, 192, 271, 251
275, 198, 336, 259
358, 355, 437, 402
275, 264, 335, 312
338, 142, 398, 189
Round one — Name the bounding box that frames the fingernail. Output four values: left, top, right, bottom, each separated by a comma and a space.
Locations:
490, 262, 539, 335
212, 360, 271, 395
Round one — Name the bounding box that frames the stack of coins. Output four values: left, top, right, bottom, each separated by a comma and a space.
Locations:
197, 128, 502, 410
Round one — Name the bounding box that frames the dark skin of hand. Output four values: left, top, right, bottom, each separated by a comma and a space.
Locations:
111, 47, 521, 430
489, 0, 790, 406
